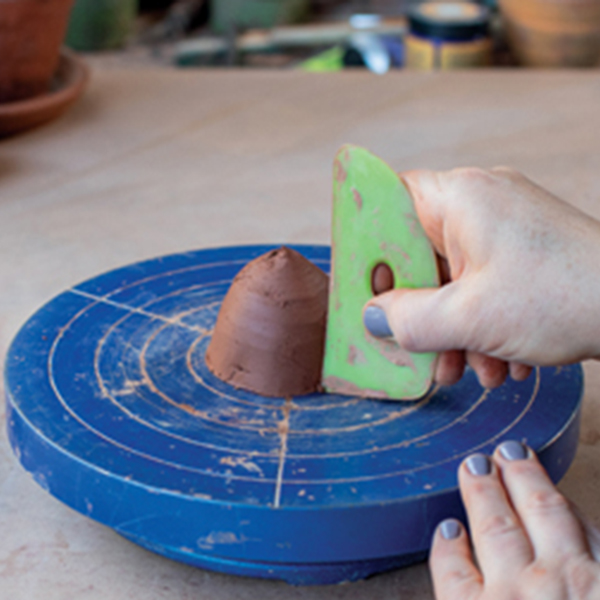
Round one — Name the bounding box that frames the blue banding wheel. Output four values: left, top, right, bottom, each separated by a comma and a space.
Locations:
5, 245, 583, 585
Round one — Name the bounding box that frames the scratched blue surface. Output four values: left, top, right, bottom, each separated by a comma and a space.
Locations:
4, 245, 584, 584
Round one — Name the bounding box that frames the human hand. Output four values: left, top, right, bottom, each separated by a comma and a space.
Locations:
431, 441, 600, 600
363, 167, 600, 388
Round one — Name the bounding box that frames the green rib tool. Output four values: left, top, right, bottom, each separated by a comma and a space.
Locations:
322, 145, 439, 400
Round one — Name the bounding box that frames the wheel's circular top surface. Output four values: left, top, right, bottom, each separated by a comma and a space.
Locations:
5, 245, 583, 569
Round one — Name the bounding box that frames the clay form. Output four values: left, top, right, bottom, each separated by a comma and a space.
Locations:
206, 246, 329, 397
322, 145, 439, 400
0, 49, 89, 138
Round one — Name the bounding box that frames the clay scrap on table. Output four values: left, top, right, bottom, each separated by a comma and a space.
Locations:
205, 246, 329, 398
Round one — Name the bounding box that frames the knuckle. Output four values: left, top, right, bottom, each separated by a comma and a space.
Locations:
491, 165, 519, 177
438, 570, 481, 600
433, 566, 481, 600
564, 557, 600, 599
504, 460, 545, 482
452, 166, 521, 196
520, 558, 599, 600
519, 568, 566, 600
451, 166, 490, 183
469, 480, 492, 497
443, 167, 493, 203
478, 513, 521, 539
525, 489, 570, 515
442, 567, 476, 585
506, 558, 600, 600
507, 460, 537, 477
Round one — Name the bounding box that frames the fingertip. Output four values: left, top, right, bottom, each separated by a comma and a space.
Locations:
438, 518, 463, 541
430, 518, 482, 600
365, 285, 467, 354
430, 518, 463, 556
461, 453, 493, 478
490, 165, 524, 181
494, 440, 531, 463
467, 352, 508, 389
362, 304, 394, 339
430, 517, 469, 568
435, 350, 466, 386
457, 453, 495, 494
509, 362, 533, 382
362, 288, 423, 350
492, 441, 551, 484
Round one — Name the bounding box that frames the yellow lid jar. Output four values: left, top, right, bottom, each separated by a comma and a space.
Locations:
406, 2, 492, 69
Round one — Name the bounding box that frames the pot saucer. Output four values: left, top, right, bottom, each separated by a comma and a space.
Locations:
0, 48, 90, 137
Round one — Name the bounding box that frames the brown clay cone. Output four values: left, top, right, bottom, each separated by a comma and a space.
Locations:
206, 247, 329, 397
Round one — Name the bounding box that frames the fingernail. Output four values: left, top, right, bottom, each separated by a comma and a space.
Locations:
439, 519, 461, 540
465, 453, 491, 476
363, 305, 393, 338
498, 440, 528, 461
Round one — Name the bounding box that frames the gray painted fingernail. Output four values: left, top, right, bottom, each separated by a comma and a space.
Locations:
499, 440, 528, 461
363, 305, 393, 338
439, 519, 461, 540
466, 453, 491, 476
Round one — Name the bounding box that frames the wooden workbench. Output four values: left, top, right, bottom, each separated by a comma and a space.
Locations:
1, 62, 600, 599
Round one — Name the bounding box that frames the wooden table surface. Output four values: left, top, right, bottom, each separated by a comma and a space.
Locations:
2, 62, 600, 600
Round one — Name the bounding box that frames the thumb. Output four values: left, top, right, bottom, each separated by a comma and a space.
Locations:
364, 283, 474, 353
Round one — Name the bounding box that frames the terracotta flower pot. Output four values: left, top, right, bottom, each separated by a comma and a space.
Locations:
499, 0, 600, 67
0, 0, 75, 103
